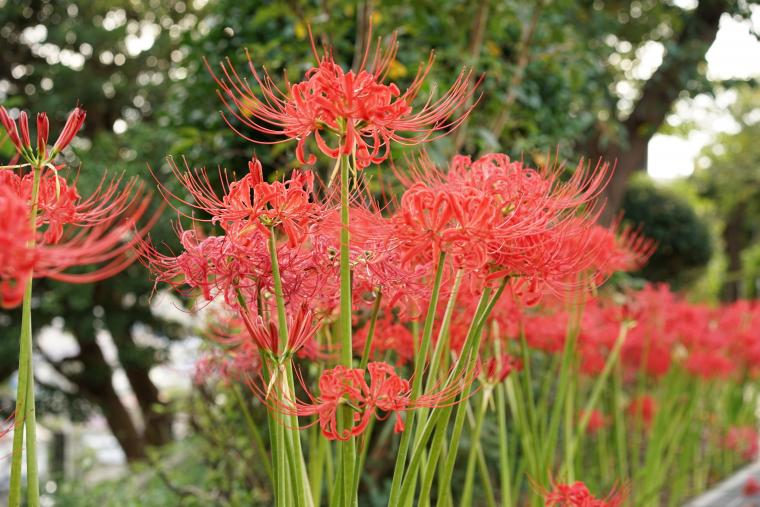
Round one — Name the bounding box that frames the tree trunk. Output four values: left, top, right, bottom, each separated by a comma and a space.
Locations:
115, 335, 174, 447
587, 0, 729, 224
722, 201, 748, 301
66, 339, 147, 461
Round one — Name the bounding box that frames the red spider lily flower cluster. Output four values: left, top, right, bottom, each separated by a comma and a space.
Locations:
270, 361, 465, 440
353, 311, 416, 365
0, 106, 155, 308
724, 426, 759, 461
141, 157, 331, 310
744, 477, 760, 497
208, 31, 478, 169
543, 481, 625, 507
580, 409, 608, 434
509, 282, 760, 385
0, 186, 35, 307
627, 395, 656, 428
391, 153, 618, 302
482, 353, 521, 384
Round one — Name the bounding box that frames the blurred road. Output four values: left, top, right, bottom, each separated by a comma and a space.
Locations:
684, 462, 760, 507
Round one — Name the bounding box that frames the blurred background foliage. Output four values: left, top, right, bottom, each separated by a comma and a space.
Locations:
0, 0, 758, 502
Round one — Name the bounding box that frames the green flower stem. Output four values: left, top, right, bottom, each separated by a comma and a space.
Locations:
564, 368, 576, 481
406, 284, 498, 506
495, 382, 513, 507
475, 440, 497, 507
388, 251, 447, 505
612, 362, 629, 481
425, 269, 464, 393
459, 388, 491, 507
432, 280, 508, 505
337, 153, 356, 507
308, 425, 326, 506
540, 309, 581, 482
358, 291, 382, 371
268, 231, 312, 507
561, 321, 631, 477
9, 162, 42, 507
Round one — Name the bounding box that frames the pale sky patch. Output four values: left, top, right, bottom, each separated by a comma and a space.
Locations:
648, 7, 760, 180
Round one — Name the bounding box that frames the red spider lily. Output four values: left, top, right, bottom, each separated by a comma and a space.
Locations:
391, 181, 496, 271
207, 29, 478, 169
392, 153, 614, 303
140, 157, 331, 310
239, 303, 320, 358
265, 361, 470, 441
154, 156, 320, 246
220, 158, 317, 246
0, 106, 84, 160
51, 107, 86, 156
724, 425, 759, 461
588, 219, 656, 277
627, 395, 656, 428
310, 205, 430, 316
141, 225, 327, 310
353, 310, 416, 365
0, 186, 35, 308
542, 481, 625, 507
481, 353, 521, 384
580, 409, 608, 434
0, 151, 156, 308
194, 345, 262, 385
743, 477, 760, 496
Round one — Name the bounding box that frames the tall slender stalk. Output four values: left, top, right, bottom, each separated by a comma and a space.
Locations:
388, 252, 447, 505
9, 162, 42, 507
460, 388, 491, 507
337, 153, 356, 507
495, 382, 513, 507
268, 231, 312, 507
562, 321, 631, 477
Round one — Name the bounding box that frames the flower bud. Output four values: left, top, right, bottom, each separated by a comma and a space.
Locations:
37, 113, 49, 159
0, 106, 22, 152
51, 107, 86, 154
18, 111, 31, 149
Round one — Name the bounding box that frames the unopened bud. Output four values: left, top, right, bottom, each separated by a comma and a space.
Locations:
18, 112, 31, 149
51, 106, 86, 155
0, 106, 23, 152
37, 113, 49, 158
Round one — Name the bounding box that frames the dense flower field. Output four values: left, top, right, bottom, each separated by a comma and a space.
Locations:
1, 28, 758, 507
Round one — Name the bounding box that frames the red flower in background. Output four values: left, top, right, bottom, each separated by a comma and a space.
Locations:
587, 219, 656, 277
580, 409, 608, 434
483, 353, 521, 384
208, 29, 478, 168
627, 395, 656, 428
744, 477, 760, 496
543, 481, 625, 507
353, 311, 415, 365
724, 426, 759, 461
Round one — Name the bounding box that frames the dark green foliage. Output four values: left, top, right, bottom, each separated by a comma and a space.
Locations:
622, 178, 713, 288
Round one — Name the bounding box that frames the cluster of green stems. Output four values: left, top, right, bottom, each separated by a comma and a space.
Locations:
9, 161, 42, 507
